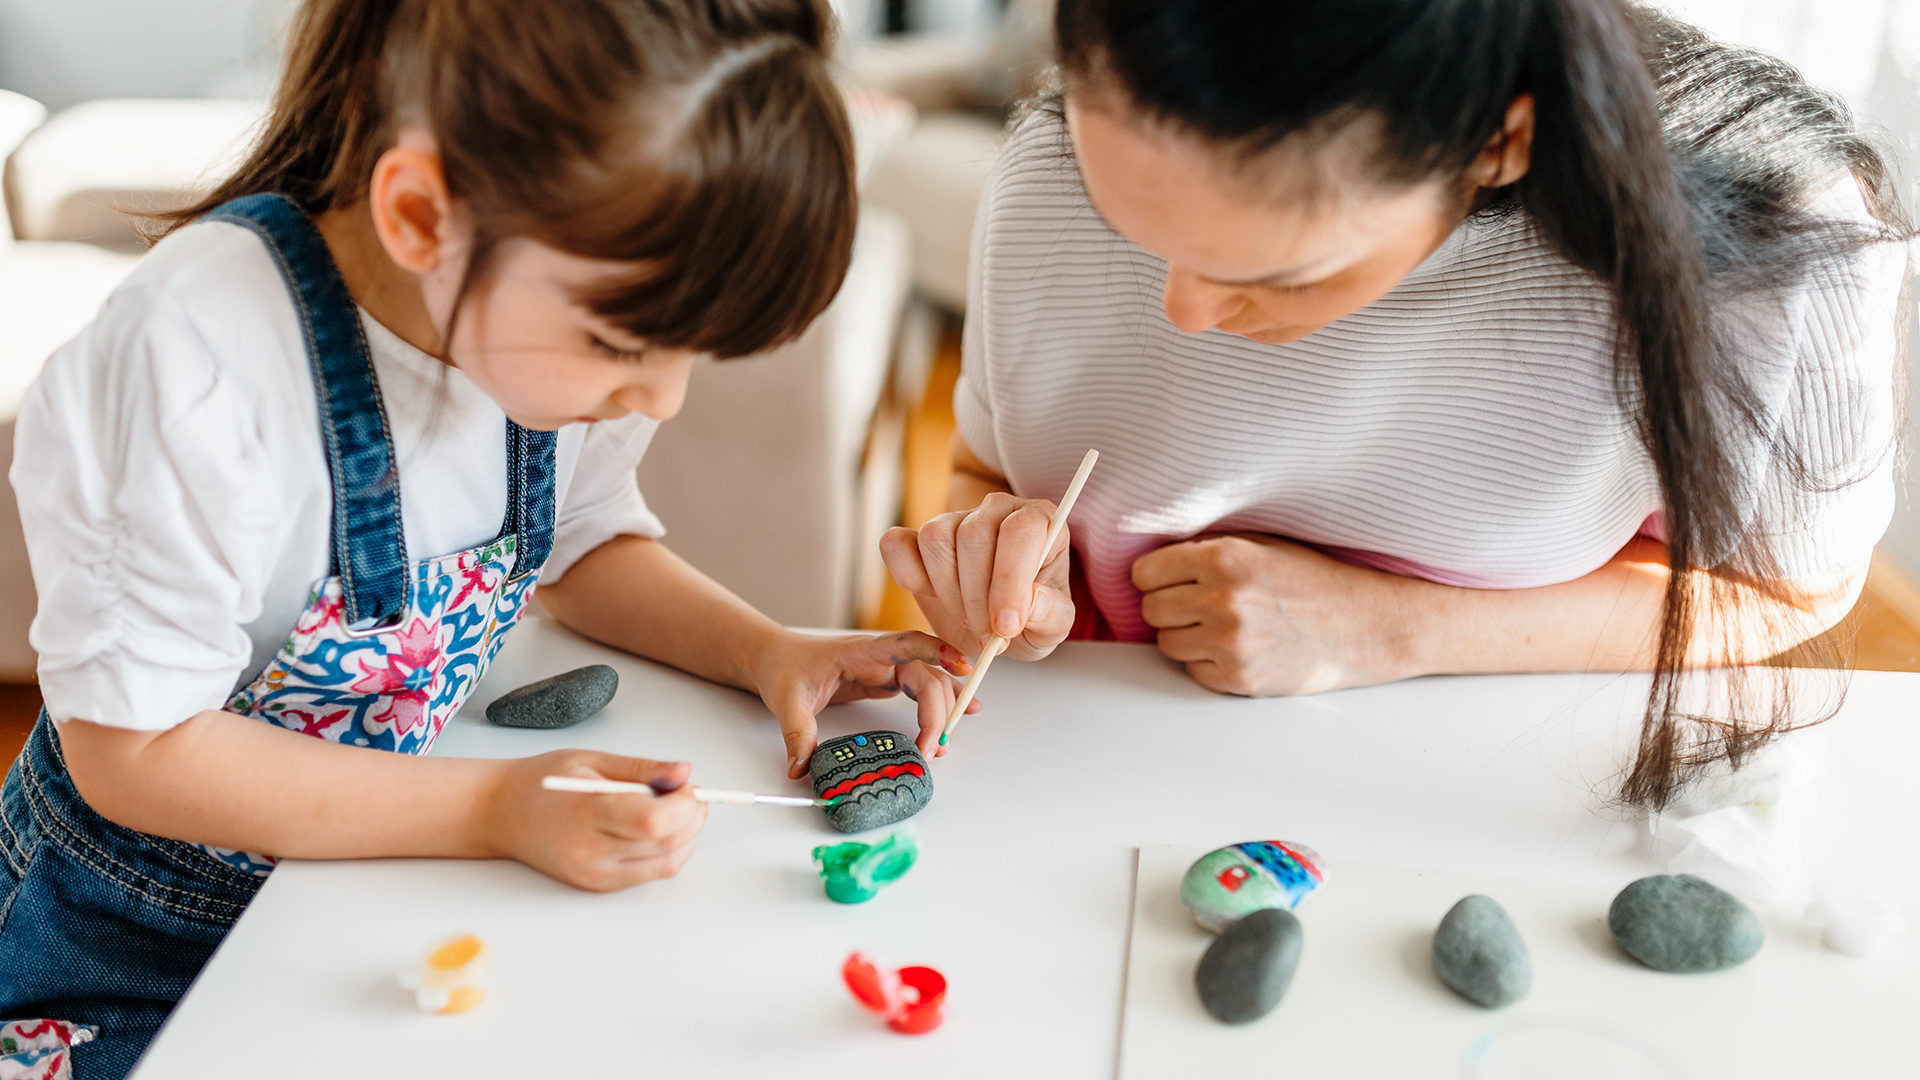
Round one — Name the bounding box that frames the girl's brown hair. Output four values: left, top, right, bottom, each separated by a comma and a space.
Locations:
164, 0, 855, 359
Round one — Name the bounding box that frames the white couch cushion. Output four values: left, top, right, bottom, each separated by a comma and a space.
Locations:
7, 98, 265, 248
0, 89, 51, 245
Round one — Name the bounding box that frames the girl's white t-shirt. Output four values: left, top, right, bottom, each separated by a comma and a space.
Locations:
12, 220, 668, 732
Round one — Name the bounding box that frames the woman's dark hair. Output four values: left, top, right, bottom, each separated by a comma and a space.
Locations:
162, 0, 855, 359
1056, 0, 1913, 807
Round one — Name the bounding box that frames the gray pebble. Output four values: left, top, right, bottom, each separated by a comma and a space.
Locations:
485, 665, 618, 729
1195, 907, 1302, 1024
1432, 895, 1531, 1007
1609, 874, 1764, 972
809, 731, 931, 833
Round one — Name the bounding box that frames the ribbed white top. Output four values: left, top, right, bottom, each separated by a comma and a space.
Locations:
955, 109, 1906, 642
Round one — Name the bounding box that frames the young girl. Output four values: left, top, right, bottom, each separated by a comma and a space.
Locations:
1, 0, 972, 1072
886, 0, 1911, 803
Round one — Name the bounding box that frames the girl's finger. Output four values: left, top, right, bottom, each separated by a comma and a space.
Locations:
772, 689, 824, 779
598, 786, 704, 841
866, 630, 971, 677
897, 662, 956, 758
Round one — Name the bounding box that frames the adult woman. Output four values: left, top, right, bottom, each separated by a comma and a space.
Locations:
881, 0, 1912, 806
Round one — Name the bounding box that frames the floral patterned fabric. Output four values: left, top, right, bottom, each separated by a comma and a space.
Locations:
0, 1020, 94, 1080
203, 536, 535, 876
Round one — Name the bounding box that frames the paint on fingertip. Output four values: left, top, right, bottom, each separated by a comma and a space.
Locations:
648, 777, 684, 794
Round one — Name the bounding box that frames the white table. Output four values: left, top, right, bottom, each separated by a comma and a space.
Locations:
136, 615, 1920, 1077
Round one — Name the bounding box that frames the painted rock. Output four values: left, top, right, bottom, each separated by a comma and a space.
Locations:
1432, 895, 1531, 1007
485, 665, 618, 729
809, 731, 931, 833
1195, 907, 1303, 1024
813, 830, 919, 904
1182, 841, 1327, 933
1609, 874, 1764, 972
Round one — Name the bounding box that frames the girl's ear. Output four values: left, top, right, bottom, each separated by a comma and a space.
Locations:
1468, 94, 1536, 190
369, 138, 457, 273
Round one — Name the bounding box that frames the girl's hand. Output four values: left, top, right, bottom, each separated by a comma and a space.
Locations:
1132, 534, 1421, 696
749, 631, 978, 776
880, 492, 1076, 664
481, 750, 707, 893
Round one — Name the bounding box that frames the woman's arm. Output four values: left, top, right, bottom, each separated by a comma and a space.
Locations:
58, 712, 704, 891
536, 534, 972, 772
1131, 533, 1867, 696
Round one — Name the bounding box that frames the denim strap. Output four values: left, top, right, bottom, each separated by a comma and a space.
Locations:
202, 194, 408, 627
504, 422, 556, 581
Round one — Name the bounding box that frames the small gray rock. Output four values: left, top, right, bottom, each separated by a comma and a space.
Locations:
1432, 895, 1531, 1007
809, 731, 931, 833
485, 665, 618, 729
1609, 874, 1764, 973
1195, 907, 1303, 1024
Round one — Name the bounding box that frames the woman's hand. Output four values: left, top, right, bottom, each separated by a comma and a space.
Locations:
748, 631, 977, 776
881, 492, 1076, 663
1132, 534, 1420, 696
480, 750, 707, 892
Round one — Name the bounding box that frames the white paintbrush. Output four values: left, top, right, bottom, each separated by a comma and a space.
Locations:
938, 447, 1100, 748
541, 775, 831, 807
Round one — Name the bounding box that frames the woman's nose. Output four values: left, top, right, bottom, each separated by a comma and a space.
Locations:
1161, 268, 1243, 333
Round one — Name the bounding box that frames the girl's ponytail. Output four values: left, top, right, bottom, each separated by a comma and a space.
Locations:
168, 0, 403, 222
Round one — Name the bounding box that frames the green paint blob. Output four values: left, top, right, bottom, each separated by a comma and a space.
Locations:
812, 831, 919, 904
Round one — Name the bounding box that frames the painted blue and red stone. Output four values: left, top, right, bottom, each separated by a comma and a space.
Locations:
808, 730, 932, 833
1181, 841, 1328, 933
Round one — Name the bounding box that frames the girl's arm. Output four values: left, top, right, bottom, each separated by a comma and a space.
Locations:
536, 534, 975, 772
1128, 533, 1867, 696
58, 712, 705, 891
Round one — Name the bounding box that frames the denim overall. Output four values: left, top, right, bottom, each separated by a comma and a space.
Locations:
0, 194, 557, 1078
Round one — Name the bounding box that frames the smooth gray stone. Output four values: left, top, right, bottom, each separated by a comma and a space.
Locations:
809, 731, 932, 833
1195, 907, 1302, 1024
1432, 895, 1531, 1007
1609, 874, 1764, 972
485, 665, 618, 729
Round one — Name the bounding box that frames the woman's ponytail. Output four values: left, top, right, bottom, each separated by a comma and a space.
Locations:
1514, 0, 1764, 809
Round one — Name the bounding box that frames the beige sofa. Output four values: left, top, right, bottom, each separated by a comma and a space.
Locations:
0, 88, 917, 682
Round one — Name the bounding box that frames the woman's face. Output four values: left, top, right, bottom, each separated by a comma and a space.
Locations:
1066, 97, 1469, 346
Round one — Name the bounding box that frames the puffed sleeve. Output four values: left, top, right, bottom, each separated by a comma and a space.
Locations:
539, 412, 667, 584
1743, 231, 1909, 580
13, 285, 295, 730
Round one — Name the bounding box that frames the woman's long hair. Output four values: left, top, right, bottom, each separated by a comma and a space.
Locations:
160, 0, 856, 360
1055, 0, 1913, 807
